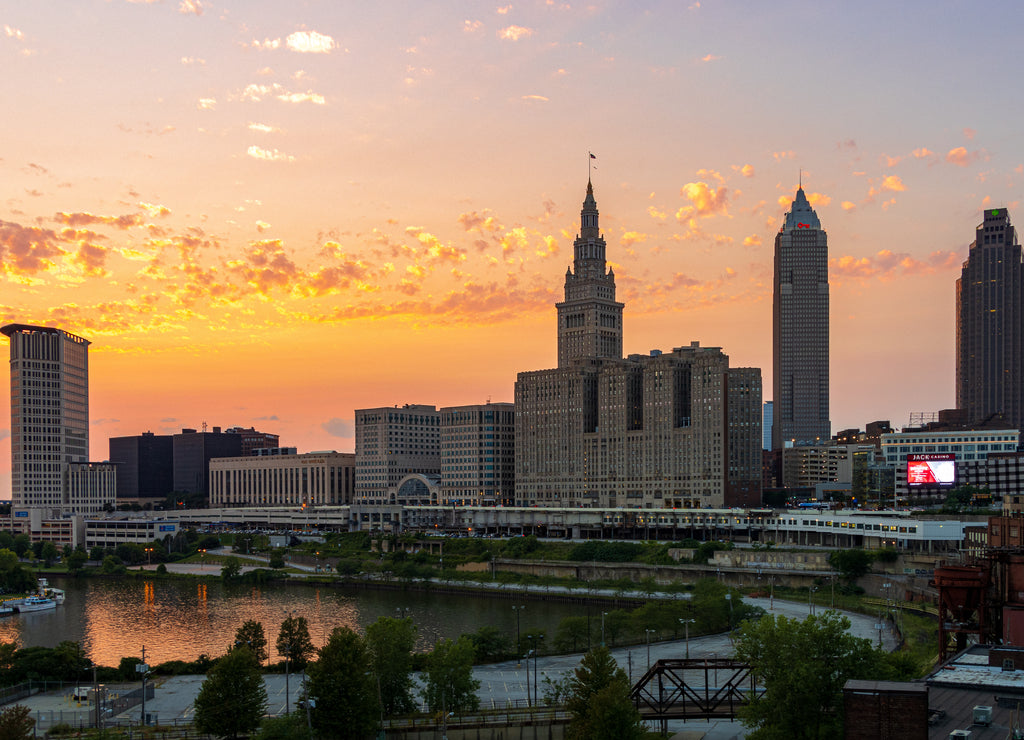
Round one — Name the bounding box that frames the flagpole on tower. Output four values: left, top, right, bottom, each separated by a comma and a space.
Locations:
589, 151, 597, 180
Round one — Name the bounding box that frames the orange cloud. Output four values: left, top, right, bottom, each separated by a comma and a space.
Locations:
56, 211, 144, 230
963, 127, 976, 140
830, 249, 963, 281
881, 175, 906, 192
457, 210, 502, 233
743, 235, 762, 247
841, 201, 856, 211
178, 0, 203, 15
621, 231, 647, 248
498, 25, 533, 40
772, 150, 795, 162
677, 181, 729, 220
700, 54, 721, 63
946, 147, 979, 167
912, 147, 934, 159
740, 164, 754, 178
0, 220, 66, 275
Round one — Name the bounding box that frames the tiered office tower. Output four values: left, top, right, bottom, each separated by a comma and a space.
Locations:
956, 208, 1024, 428
772, 186, 831, 449
2, 324, 113, 512
515, 182, 761, 508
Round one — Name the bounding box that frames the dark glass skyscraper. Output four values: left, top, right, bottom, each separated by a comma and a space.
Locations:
956, 208, 1024, 428
772, 186, 830, 449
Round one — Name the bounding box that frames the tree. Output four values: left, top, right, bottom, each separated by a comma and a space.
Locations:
554, 616, 592, 652
221, 556, 242, 580
234, 620, 269, 664
306, 627, 380, 740
65, 549, 88, 574
421, 636, 480, 713
467, 624, 511, 663
565, 646, 644, 740
734, 611, 882, 740
11, 535, 29, 559
39, 543, 58, 567
276, 615, 315, 671
194, 646, 268, 740
366, 616, 417, 716
0, 705, 34, 740
828, 549, 874, 583
269, 550, 286, 569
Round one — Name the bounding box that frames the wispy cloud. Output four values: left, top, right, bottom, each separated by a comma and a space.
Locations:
498, 25, 533, 40
286, 30, 336, 54
178, 0, 203, 16
246, 145, 295, 162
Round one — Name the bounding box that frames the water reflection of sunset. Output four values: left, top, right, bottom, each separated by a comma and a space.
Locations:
12, 578, 580, 668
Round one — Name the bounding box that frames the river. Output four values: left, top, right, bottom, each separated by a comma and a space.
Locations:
0, 576, 593, 667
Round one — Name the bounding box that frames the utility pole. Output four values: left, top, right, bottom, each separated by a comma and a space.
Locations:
139, 645, 147, 727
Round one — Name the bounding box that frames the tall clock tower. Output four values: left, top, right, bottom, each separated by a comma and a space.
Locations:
555, 180, 624, 367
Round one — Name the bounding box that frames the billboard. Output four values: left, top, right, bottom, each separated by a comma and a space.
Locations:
907, 453, 956, 488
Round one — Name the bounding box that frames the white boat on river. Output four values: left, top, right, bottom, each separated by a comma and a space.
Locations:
14, 596, 57, 613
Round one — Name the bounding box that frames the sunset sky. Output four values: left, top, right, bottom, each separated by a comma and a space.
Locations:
2, 1, 1023, 497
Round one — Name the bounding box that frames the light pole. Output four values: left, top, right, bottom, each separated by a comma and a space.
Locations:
645, 629, 655, 670
198, 548, 206, 570
145, 547, 153, 567
808, 586, 818, 615
533, 640, 539, 707
524, 648, 533, 708
680, 618, 695, 659
283, 611, 292, 715
769, 575, 776, 610
601, 611, 608, 647
725, 592, 733, 633
512, 605, 525, 663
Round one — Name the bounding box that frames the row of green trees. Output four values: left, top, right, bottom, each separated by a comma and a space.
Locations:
194, 615, 479, 739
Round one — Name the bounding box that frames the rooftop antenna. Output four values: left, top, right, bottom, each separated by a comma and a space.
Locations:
202, 421, 207, 432
799, 167, 802, 188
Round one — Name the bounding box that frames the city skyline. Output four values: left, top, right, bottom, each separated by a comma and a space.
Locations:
2, 2, 1024, 497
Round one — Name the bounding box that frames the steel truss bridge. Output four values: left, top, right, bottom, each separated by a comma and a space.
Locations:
631, 658, 757, 733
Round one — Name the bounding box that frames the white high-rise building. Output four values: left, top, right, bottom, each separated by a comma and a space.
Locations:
2, 324, 114, 512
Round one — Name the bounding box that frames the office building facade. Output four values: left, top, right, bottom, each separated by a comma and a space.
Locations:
881, 427, 1020, 501
2, 324, 112, 512
727, 368, 764, 507
956, 207, 1024, 429
209, 451, 355, 507
225, 426, 281, 456
439, 402, 515, 506
172, 427, 242, 497
772, 186, 830, 448
354, 404, 440, 503
109, 431, 174, 501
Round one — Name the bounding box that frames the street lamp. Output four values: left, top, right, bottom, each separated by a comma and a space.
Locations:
601, 611, 608, 647
808, 585, 818, 615
645, 629, 655, 669
680, 618, 695, 659
144, 547, 153, 567
198, 548, 206, 570
512, 605, 525, 659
